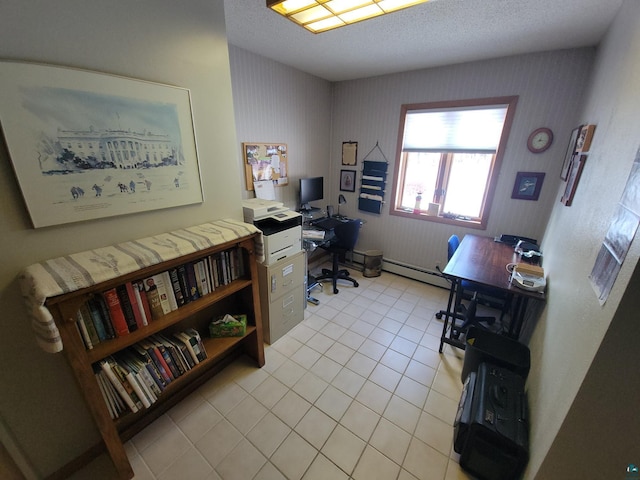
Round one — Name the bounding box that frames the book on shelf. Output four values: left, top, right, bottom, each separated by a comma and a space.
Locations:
103, 369, 126, 418
173, 332, 200, 366
175, 265, 191, 306
93, 294, 116, 339
116, 284, 138, 333
160, 333, 193, 371
109, 358, 145, 411
168, 268, 186, 308
147, 335, 180, 379
143, 277, 165, 321
102, 288, 130, 337
77, 304, 99, 347
76, 314, 94, 350
155, 334, 189, 376
132, 281, 151, 327
130, 344, 167, 392
193, 260, 208, 296
132, 280, 153, 325
85, 297, 109, 341
149, 273, 173, 315
134, 341, 170, 387
119, 351, 160, 399
116, 353, 157, 407
230, 249, 238, 281
207, 255, 220, 288
186, 328, 207, 362
125, 282, 146, 329
161, 271, 179, 312
100, 359, 139, 414
139, 339, 174, 383
219, 252, 229, 286
184, 263, 200, 301
95, 370, 118, 419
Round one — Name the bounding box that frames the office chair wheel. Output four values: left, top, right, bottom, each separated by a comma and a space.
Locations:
333, 287, 339, 294
353, 280, 359, 287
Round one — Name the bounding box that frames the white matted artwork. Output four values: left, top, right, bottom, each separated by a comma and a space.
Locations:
0, 61, 203, 228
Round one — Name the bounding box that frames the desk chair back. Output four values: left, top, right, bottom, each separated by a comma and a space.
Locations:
315, 219, 362, 294
448, 234, 461, 260
333, 219, 361, 252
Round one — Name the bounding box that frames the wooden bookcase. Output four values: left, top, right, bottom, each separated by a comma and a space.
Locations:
44, 233, 264, 479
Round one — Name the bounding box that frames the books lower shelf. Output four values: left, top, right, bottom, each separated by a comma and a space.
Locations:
95, 325, 257, 426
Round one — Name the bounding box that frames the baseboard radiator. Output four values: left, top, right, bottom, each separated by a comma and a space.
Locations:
351, 250, 450, 289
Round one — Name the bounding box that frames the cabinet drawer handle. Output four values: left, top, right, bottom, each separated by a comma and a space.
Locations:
282, 294, 294, 308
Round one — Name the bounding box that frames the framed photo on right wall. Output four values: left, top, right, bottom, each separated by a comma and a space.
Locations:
561, 154, 587, 206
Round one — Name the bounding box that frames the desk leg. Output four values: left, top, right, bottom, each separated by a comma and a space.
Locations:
439, 278, 458, 353
508, 296, 529, 339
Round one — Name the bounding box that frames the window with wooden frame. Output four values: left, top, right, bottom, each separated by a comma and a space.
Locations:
390, 96, 518, 229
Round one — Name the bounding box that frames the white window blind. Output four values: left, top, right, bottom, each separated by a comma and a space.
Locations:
402, 105, 508, 152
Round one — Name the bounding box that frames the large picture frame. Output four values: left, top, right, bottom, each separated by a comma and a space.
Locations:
511, 172, 545, 201
0, 61, 203, 228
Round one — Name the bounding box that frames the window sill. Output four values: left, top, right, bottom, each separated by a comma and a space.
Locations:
390, 209, 486, 229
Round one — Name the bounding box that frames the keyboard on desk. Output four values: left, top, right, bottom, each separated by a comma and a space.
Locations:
312, 217, 345, 230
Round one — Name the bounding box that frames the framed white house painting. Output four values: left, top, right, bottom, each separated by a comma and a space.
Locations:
0, 61, 203, 228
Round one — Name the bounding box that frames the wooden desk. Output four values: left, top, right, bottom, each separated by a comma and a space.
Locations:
439, 234, 545, 352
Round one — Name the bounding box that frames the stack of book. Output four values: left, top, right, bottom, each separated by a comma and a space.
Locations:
94, 329, 207, 419
75, 246, 246, 350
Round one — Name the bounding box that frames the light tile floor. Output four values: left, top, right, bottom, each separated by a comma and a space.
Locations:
81, 265, 483, 480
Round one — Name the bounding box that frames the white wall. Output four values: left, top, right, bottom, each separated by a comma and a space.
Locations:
527, 1, 640, 477
329, 49, 594, 274
228, 45, 332, 210
0, 0, 241, 476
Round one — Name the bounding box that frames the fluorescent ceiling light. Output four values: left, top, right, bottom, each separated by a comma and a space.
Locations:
267, 0, 430, 33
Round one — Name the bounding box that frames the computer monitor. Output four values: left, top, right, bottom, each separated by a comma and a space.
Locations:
299, 176, 323, 211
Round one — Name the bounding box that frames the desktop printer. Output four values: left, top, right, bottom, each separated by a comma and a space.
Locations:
242, 198, 302, 265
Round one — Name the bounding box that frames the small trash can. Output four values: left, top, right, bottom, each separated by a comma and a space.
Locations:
363, 250, 383, 277
461, 327, 530, 383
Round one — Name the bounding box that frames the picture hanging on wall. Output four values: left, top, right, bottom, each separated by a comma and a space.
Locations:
340, 169, 356, 192
243, 142, 288, 191
511, 172, 545, 201
575, 124, 596, 153
561, 154, 587, 206
342, 141, 357, 166
0, 61, 204, 228
561, 126, 582, 180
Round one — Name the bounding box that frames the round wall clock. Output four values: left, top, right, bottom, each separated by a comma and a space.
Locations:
527, 127, 553, 153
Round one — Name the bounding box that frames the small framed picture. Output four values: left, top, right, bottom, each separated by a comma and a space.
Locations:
511, 172, 545, 201
575, 124, 596, 153
561, 154, 587, 206
340, 169, 356, 192
561, 126, 582, 180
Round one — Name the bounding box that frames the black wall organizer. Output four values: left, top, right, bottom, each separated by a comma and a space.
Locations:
358, 142, 388, 215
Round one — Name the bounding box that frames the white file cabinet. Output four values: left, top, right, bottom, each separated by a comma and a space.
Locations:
258, 250, 305, 344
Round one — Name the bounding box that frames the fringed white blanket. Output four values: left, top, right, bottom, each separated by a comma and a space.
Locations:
18, 219, 264, 354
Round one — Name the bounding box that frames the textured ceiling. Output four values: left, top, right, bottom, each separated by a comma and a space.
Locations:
223, 0, 624, 82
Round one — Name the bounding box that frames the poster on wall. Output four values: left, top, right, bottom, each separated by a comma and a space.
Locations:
0, 61, 203, 228
589, 146, 640, 304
